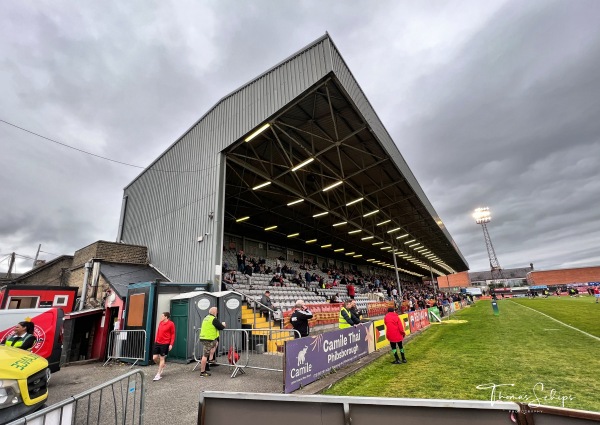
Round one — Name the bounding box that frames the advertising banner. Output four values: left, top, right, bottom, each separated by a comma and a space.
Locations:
442, 304, 451, 317
373, 319, 389, 350
284, 323, 371, 393
399, 313, 410, 336
415, 309, 430, 329
427, 307, 441, 322
408, 311, 420, 333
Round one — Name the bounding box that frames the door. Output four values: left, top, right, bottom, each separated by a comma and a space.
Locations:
170, 301, 188, 361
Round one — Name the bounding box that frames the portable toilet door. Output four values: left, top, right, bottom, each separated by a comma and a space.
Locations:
184, 292, 219, 361
169, 299, 189, 362
214, 291, 243, 354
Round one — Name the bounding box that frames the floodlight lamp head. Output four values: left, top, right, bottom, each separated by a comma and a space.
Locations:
473, 207, 491, 224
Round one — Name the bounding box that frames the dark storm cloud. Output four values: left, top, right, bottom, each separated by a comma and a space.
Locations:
1, 0, 598, 275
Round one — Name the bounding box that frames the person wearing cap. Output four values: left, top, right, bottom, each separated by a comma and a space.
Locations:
290, 300, 313, 339
384, 307, 406, 364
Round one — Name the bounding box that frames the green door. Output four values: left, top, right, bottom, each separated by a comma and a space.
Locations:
170, 301, 188, 361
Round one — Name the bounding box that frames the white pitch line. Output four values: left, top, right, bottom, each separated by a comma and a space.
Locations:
511, 301, 600, 342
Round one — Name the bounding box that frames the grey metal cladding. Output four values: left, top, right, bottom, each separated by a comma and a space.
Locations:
120, 36, 332, 282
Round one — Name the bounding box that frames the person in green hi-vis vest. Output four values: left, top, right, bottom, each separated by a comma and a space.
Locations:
199, 307, 226, 377
1, 321, 36, 351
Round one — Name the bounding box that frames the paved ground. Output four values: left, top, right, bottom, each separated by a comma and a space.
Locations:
44, 348, 387, 425
44, 344, 391, 425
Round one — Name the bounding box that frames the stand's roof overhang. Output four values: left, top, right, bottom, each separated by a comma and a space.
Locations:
223, 52, 468, 277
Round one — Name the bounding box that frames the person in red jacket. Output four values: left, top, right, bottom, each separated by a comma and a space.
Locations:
153, 312, 176, 381
383, 307, 406, 364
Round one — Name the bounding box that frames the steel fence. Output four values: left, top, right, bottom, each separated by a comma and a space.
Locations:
192, 328, 300, 378
103, 330, 147, 368
8, 369, 145, 425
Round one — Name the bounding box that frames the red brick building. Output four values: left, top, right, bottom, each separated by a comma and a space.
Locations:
526, 266, 600, 286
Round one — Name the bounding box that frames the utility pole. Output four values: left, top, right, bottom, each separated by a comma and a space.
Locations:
33, 244, 41, 268
6, 252, 16, 279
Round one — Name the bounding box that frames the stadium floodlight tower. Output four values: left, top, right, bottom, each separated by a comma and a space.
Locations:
473, 207, 504, 282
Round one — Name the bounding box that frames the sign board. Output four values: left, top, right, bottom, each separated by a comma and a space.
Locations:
284, 324, 371, 393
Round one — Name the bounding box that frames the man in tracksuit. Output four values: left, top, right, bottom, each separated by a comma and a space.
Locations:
199, 307, 226, 377
290, 300, 313, 338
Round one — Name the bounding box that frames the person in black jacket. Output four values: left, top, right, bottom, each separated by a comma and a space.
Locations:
290, 300, 313, 338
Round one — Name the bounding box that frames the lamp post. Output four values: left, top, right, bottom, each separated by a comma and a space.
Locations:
473, 207, 503, 282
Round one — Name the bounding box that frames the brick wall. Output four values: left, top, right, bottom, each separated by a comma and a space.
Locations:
67, 267, 111, 301
67, 267, 86, 295
437, 271, 471, 288
73, 241, 147, 268
527, 266, 600, 286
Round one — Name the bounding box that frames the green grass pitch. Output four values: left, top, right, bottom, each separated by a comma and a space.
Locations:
323, 296, 600, 412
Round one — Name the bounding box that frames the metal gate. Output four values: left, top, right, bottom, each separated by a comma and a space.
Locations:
193, 328, 299, 378
8, 369, 145, 425
104, 330, 147, 367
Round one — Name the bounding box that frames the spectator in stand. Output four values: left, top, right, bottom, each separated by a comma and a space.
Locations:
384, 307, 406, 364
260, 291, 274, 317
152, 312, 175, 381
223, 271, 236, 287
331, 293, 342, 303
349, 299, 368, 323
347, 283, 355, 299
290, 300, 313, 338
236, 250, 246, 272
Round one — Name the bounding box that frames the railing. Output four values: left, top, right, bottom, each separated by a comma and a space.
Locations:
8, 369, 145, 425
192, 328, 299, 378
227, 288, 281, 329
103, 330, 147, 368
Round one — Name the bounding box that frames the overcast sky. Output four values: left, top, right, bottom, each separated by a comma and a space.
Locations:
2, 0, 599, 277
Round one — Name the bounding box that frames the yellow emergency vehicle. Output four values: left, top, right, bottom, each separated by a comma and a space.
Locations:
0, 345, 49, 424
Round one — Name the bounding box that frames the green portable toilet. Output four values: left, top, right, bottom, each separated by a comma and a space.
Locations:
169, 291, 218, 362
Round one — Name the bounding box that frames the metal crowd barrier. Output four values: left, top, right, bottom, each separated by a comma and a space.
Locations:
103, 330, 147, 368
192, 328, 300, 378
8, 369, 145, 425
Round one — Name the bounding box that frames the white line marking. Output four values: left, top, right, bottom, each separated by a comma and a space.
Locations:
511, 301, 600, 342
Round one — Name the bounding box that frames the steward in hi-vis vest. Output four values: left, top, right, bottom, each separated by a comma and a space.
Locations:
339, 300, 359, 329
199, 307, 226, 378
200, 313, 220, 341
1, 321, 36, 351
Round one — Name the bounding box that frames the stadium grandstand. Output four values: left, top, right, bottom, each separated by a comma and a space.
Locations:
116, 33, 468, 306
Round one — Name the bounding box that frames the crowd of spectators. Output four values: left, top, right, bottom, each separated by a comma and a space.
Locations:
222, 248, 469, 316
